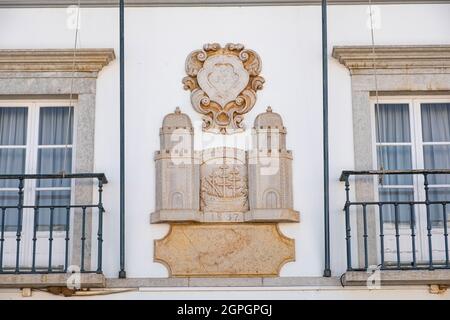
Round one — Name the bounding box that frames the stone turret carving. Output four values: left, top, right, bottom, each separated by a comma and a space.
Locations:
160, 107, 193, 151
247, 107, 299, 222
252, 106, 286, 151
152, 107, 200, 223
151, 106, 298, 223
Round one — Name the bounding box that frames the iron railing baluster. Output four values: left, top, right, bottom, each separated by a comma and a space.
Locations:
394, 203, 401, 268
410, 203, 417, 268
80, 206, 86, 273
362, 204, 369, 270
48, 207, 54, 272
378, 204, 385, 269
31, 207, 38, 273
344, 174, 352, 271
0, 207, 5, 272
96, 179, 104, 273
423, 173, 434, 270
443, 203, 449, 268
15, 178, 24, 273
64, 206, 70, 273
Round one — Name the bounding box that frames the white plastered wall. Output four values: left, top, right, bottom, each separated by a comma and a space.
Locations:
0, 4, 449, 281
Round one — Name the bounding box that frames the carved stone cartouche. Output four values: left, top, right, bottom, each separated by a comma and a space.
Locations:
182, 43, 265, 134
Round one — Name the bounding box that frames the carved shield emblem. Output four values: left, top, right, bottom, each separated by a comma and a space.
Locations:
183, 43, 265, 134
197, 55, 249, 107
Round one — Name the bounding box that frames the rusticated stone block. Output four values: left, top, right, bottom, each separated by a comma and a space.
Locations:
155, 223, 294, 277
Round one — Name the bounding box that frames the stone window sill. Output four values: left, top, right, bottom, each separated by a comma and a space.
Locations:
0, 273, 105, 288
343, 270, 450, 286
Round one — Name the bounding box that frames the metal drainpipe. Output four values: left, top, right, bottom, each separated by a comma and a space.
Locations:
119, 0, 126, 279
322, 0, 332, 277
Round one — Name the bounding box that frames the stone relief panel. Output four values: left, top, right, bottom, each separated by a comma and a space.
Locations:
200, 148, 248, 213
182, 43, 265, 134
151, 107, 299, 224
152, 44, 299, 277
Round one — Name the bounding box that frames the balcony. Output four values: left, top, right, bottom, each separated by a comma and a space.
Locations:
0, 173, 107, 288
340, 170, 450, 286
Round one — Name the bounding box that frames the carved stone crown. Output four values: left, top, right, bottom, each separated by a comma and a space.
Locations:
182, 43, 265, 134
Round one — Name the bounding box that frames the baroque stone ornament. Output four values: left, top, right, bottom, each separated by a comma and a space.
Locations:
182, 43, 265, 134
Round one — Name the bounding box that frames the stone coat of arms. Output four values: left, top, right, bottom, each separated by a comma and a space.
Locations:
182, 43, 265, 134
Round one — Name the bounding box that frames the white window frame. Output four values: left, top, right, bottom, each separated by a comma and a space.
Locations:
0, 99, 77, 269
370, 95, 450, 263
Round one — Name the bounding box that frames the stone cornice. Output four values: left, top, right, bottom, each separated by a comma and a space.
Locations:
0, 49, 116, 73
0, 0, 449, 7
332, 45, 450, 73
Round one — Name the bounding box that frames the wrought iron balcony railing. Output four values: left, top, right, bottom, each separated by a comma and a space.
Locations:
340, 169, 450, 272
0, 173, 107, 274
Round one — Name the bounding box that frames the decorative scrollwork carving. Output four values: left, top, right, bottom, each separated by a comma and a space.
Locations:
182, 43, 265, 134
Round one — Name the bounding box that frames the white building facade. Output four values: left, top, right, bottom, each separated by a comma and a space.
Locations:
0, 0, 450, 299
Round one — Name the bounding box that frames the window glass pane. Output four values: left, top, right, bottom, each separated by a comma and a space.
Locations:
0, 107, 28, 188
421, 103, 450, 142
423, 145, 450, 185
375, 104, 411, 143
35, 190, 70, 231
0, 191, 20, 231
39, 107, 73, 145
36, 148, 72, 187
0, 149, 26, 188
428, 187, 450, 227
379, 188, 414, 224
0, 107, 28, 145
377, 146, 413, 185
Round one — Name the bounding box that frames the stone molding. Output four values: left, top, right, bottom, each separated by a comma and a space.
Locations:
332, 45, 450, 74
152, 208, 299, 223
1, 0, 449, 7
0, 49, 116, 73
106, 276, 342, 288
